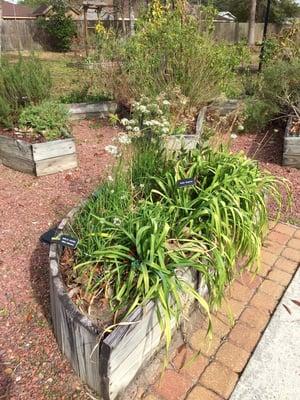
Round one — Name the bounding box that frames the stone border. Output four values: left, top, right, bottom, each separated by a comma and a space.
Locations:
282, 115, 300, 169
49, 202, 207, 400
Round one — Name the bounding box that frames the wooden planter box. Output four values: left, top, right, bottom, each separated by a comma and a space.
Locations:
283, 116, 300, 169
49, 205, 207, 400
165, 107, 207, 151
0, 135, 77, 176
66, 101, 118, 121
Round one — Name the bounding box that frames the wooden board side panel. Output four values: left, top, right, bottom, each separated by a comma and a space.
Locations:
51, 275, 101, 394
35, 153, 78, 176
108, 323, 162, 400
32, 139, 76, 161
0, 152, 35, 174
67, 102, 118, 120
282, 154, 300, 168
0, 135, 32, 159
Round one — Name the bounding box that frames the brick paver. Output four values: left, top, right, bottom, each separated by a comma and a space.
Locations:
282, 247, 300, 262
229, 323, 261, 352
172, 347, 209, 382
268, 268, 292, 286
199, 362, 238, 398
287, 238, 300, 250
239, 306, 270, 331
190, 329, 221, 357
249, 290, 278, 313
259, 279, 285, 299
142, 223, 299, 400
154, 370, 191, 400
274, 256, 299, 274
187, 386, 223, 400
215, 342, 250, 373
228, 281, 254, 303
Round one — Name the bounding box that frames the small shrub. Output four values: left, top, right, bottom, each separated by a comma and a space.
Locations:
60, 89, 111, 104
19, 101, 69, 141
244, 59, 300, 129
38, 6, 77, 52
97, 5, 249, 109
0, 55, 51, 127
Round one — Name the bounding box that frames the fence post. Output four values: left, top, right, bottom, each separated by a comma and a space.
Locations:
234, 22, 239, 43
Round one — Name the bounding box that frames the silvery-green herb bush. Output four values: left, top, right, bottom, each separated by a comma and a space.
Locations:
98, 2, 249, 109
0, 55, 51, 127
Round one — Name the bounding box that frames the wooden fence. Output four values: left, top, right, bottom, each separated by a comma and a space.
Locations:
0, 19, 289, 52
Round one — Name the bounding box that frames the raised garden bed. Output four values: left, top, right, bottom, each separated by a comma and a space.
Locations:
49, 205, 206, 400
0, 135, 77, 176
283, 116, 300, 169
165, 107, 207, 151
0, 101, 118, 175
67, 101, 118, 121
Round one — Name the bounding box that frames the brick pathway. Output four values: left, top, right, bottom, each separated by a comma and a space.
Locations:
141, 222, 300, 400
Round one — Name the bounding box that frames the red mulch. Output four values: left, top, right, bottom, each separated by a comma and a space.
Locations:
231, 127, 300, 225
0, 120, 118, 399
0, 121, 299, 399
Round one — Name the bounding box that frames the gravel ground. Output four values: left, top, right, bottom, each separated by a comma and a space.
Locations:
0, 120, 117, 400
0, 122, 299, 400
231, 127, 300, 225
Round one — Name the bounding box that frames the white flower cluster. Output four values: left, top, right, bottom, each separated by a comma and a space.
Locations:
119, 95, 172, 137
105, 145, 119, 156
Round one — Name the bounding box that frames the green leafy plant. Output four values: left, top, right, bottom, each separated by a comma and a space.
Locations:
97, 4, 249, 109
37, 3, 77, 52
19, 101, 70, 141
60, 88, 111, 104
0, 55, 52, 127
244, 59, 300, 129
70, 139, 289, 349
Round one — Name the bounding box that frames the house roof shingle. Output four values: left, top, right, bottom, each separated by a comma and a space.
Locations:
2, 1, 34, 19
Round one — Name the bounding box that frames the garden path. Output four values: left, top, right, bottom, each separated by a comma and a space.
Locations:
136, 222, 300, 400
0, 121, 117, 399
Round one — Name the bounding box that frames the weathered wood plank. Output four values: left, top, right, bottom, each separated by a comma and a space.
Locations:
35, 153, 78, 176
67, 102, 118, 121
32, 139, 76, 162
0, 135, 32, 160
50, 256, 102, 394
108, 323, 162, 398
282, 154, 300, 168
166, 135, 199, 151
0, 152, 35, 174
284, 143, 300, 154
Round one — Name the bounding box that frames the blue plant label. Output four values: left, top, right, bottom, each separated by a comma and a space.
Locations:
177, 178, 195, 188
59, 235, 78, 249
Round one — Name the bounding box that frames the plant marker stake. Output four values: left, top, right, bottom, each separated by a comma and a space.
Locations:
177, 178, 196, 188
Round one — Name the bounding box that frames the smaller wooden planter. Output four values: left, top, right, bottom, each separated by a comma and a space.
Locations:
67, 101, 118, 121
165, 107, 207, 152
0, 135, 77, 176
283, 116, 300, 169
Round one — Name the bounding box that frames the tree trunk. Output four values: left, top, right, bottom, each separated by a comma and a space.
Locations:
0, 0, 2, 60
129, 0, 135, 36
248, 0, 257, 46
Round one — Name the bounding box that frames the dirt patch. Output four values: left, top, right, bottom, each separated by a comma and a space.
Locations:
231, 126, 300, 225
